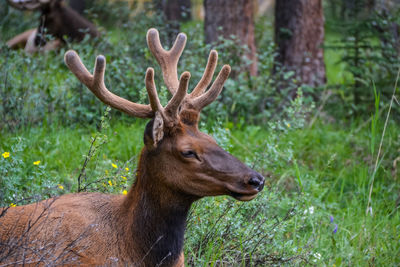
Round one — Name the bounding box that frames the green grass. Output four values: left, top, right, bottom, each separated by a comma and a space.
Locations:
1, 117, 399, 265
0, 120, 146, 193
324, 29, 353, 86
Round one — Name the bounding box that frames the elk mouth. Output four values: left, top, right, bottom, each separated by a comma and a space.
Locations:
229, 191, 259, 201
227, 185, 262, 201
226, 178, 264, 201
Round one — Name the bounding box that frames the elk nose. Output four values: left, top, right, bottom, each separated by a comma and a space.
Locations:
248, 174, 265, 191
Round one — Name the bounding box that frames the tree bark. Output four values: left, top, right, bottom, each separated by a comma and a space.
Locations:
162, 0, 191, 21
204, 0, 258, 76
275, 0, 326, 88
374, 0, 400, 56
154, 0, 191, 44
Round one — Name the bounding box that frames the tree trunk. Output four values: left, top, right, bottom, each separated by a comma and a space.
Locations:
204, 0, 258, 76
154, 0, 191, 44
375, 0, 400, 56
163, 0, 191, 21
275, 0, 326, 88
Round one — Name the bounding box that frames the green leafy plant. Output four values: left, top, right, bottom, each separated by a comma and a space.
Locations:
0, 138, 58, 206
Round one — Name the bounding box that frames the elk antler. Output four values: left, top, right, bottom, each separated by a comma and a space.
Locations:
184, 50, 231, 111
65, 29, 231, 126
64, 50, 154, 118
146, 28, 231, 112
7, 0, 51, 10
146, 28, 186, 95
144, 66, 191, 123
64, 50, 191, 123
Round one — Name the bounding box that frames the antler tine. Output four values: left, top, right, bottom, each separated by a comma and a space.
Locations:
65, 50, 90, 83
165, 72, 191, 119
189, 50, 218, 99
146, 28, 187, 95
191, 65, 231, 111
64, 50, 153, 118
145, 68, 163, 113
7, 0, 46, 10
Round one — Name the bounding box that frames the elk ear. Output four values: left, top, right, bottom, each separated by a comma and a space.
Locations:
152, 111, 164, 146
144, 111, 164, 148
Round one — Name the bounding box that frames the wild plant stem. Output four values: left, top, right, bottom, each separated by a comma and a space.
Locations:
77, 136, 97, 192
366, 67, 400, 215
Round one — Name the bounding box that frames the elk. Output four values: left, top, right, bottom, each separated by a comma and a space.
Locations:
0, 28, 265, 266
6, 0, 99, 53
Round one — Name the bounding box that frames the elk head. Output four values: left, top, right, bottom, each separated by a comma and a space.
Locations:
64, 28, 264, 202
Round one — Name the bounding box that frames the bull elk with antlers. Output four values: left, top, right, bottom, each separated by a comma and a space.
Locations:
6, 0, 99, 53
0, 29, 265, 266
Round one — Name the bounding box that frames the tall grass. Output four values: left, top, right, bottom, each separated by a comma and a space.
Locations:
366, 68, 400, 216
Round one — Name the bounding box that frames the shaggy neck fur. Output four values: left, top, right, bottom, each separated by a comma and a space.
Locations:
123, 149, 194, 266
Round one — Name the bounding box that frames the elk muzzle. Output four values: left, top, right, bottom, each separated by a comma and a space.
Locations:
200, 146, 265, 201
247, 173, 265, 191
225, 171, 265, 201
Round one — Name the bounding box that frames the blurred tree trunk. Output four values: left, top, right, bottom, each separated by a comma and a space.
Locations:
340, 0, 375, 19
204, 0, 258, 76
275, 0, 326, 88
162, 0, 191, 21
374, 0, 400, 56
154, 0, 191, 42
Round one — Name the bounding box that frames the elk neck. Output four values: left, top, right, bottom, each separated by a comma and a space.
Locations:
121, 147, 195, 266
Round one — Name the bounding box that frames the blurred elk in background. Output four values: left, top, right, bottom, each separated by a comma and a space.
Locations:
6, 0, 99, 53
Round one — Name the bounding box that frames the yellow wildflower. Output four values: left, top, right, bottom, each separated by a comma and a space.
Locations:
33, 160, 41, 165
108, 180, 113, 186
286, 123, 291, 128
10, 203, 16, 207
58, 185, 64, 190
122, 190, 128, 195
121, 176, 127, 180
2, 152, 10, 158
112, 163, 118, 169
125, 167, 129, 171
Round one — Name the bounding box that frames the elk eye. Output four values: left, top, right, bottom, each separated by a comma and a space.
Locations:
181, 150, 197, 158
